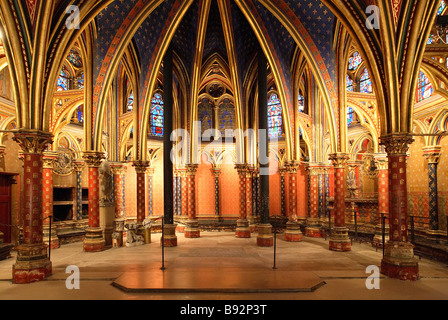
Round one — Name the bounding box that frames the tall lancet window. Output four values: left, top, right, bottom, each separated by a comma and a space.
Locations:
416, 71, 433, 103
151, 92, 164, 137
268, 93, 283, 139
359, 68, 373, 93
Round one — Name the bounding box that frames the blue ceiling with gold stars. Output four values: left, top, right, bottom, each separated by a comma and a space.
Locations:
93, 0, 338, 97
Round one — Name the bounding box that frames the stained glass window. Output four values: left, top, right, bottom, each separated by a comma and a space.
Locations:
416, 71, 433, 102
347, 107, 355, 126
359, 68, 373, 93
346, 75, 354, 92
348, 52, 363, 71
151, 93, 164, 137
76, 72, 84, 89
77, 105, 84, 124
199, 98, 213, 135
268, 93, 283, 139
57, 66, 70, 91
438, 0, 446, 15
67, 49, 82, 68
127, 91, 134, 112
298, 92, 305, 113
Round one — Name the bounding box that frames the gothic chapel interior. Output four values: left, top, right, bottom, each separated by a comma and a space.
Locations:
1, 0, 448, 289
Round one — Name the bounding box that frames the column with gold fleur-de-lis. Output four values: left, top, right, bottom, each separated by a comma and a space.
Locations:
185, 164, 200, 238
42, 151, 59, 250
82, 151, 106, 252
235, 164, 250, 238
285, 161, 303, 242
423, 146, 443, 243
380, 134, 418, 281
372, 154, 390, 248
12, 130, 53, 283
328, 153, 351, 252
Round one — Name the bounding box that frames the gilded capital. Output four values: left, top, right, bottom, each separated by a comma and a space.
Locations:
132, 161, 150, 174
235, 164, 248, 176
43, 151, 58, 169
110, 162, 127, 175
380, 134, 414, 156
286, 160, 300, 174
423, 146, 442, 164
73, 160, 86, 172
329, 153, 349, 169
13, 130, 53, 154
82, 151, 106, 168
186, 164, 198, 176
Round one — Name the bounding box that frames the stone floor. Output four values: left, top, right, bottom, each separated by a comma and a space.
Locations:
1, 232, 448, 301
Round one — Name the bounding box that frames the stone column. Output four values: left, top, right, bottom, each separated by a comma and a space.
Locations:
423, 146, 443, 242
110, 163, 126, 218
212, 167, 221, 217
42, 152, 59, 249
257, 49, 273, 247
73, 160, 85, 221
279, 167, 287, 217
305, 165, 322, 237
185, 164, 200, 238
380, 134, 418, 281
373, 154, 389, 247
329, 153, 351, 252
236, 164, 250, 238
82, 151, 106, 252
245, 167, 253, 223
285, 161, 303, 242
146, 168, 155, 217
133, 161, 149, 225
12, 130, 53, 283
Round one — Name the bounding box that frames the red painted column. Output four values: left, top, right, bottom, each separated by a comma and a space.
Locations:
82, 151, 106, 252
373, 154, 389, 247
110, 163, 126, 218
380, 135, 419, 281
305, 165, 322, 237
329, 153, 351, 252
133, 161, 149, 224
42, 152, 59, 249
236, 165, 250, 238
285, 161, 303, 242
185, 164, 200, 238
12, 131, 53, 284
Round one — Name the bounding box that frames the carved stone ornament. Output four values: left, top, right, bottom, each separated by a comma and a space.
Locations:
13, 130, 53, 154
380, 134, 414, 156
362, 154, 379, 179
329, 153, 349, 169
82, 151, 106, 167
53, 149, 75, 175
423, 146, 442, 164
132, 161, 149, 173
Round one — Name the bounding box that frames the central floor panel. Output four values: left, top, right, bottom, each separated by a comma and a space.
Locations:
112, 268, 326, 293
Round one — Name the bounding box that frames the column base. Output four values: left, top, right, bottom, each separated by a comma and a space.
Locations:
284, 221, 303, 242
305, 227, 324, 238
235, 219, 251, 238
381, 241, 419, 281
83, 227, 106, 252
161, 224, 178, 247
12, 244, 52, 284
184, 219, 200, 238
305, 218, 324, 238
329, 227, 351, 252
257, 224, 273, 247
